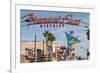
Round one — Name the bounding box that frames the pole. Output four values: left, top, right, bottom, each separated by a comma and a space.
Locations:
34, 34, 37, 62
55, 47, 57, 61
43, 40, 44, 61
87, 49, 90, 60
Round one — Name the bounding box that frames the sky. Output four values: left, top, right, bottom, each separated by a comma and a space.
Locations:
20, 10, 90, 58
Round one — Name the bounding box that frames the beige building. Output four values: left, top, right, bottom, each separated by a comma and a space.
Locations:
21, 41, 47, 55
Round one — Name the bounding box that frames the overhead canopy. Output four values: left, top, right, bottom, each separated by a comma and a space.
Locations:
65, 32, 81, 49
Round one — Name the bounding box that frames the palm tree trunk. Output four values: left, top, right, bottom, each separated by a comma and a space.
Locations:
51, 42, 53, 61
46, 39, 48, 61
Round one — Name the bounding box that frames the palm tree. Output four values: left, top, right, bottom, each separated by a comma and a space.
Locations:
43, 30, 56, 61
86, 29, 90, 40
43, 31, 49, 57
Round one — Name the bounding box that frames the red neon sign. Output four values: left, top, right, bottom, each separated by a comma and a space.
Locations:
22, 13, 81, 28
